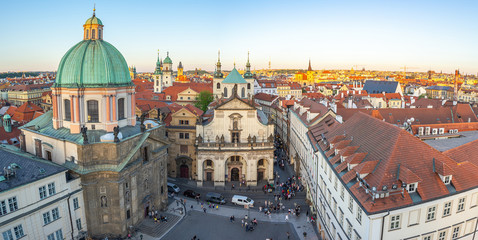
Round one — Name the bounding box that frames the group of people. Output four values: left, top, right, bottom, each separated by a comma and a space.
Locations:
239, 215, 258, 232
148, 210, 168, 223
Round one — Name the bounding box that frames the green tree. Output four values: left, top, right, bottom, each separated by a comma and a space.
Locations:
195, 91, 214, 112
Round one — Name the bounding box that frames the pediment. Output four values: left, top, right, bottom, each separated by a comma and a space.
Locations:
217, 98, 255, 110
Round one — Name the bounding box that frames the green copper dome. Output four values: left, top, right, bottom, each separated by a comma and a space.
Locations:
163, 55, 172, 64
54, 40, 133, 88
85, 16, 103, 25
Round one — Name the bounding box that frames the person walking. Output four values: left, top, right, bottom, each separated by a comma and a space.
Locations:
285, 215, 289, 221
286, 232, 290, 239
241, 219, 245, 227
203, 208, 207, 214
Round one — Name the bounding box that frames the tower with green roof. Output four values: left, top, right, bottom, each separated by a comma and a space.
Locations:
153, 50, 163, 93
213, 51, 225, 99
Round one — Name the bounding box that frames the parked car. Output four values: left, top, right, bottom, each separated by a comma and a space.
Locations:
206, 192, 226, 204
231, 195, 254, 207
183, 190, 201, 199
167, 183, 180, 193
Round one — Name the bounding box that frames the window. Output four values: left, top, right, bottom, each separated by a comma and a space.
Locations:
426, 206, 436, 221
46, 150, 52, 161
224, 87, 228, 97
179, 120, 189, 125
247, 83, 251, 89
217, 83, 220, 89
52, 207, 60, 221
64, 99, 71, 121
127, 210, 131, 219
92, 29, 95, 39
423, 235, 432, 240
390, 215, 401, 230
347, 221, 353, 238
48, 183, 56, 196
87, 100, 99, 122
0, 200, 6, 216
8, 197, 18, 212
43, 212, 52, 225
338, 210, 344, 226
13, 225, 24, 239
452, 226, 460, 239
143, 147, 149, 162
2, 230, 13, 240
408, 183, 416, 192
340, 186, 344, 200
55, 229, 63, 240
98, 29, 102, 39
241, 87, 245, 98
47, 233, 55, 240
457, 197, 465, 212
444, 175, 451, 184
86, 29, 89, 39
258, 159, 264, 166
438, 230, 447, 240
118, 98, 125, 120
73, 197, 79, 209
206, 160, 212, 167
356, 208, 362, 224
39, 186, 47, 200
348, 195, 354, 212
334, 177, 338, 190
443, 201, 452, 217
76, 218, 82, 230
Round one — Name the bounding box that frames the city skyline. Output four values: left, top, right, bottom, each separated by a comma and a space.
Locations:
1, 0, 477, 74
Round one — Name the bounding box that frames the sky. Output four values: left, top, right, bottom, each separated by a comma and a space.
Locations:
0, 0, 477, 74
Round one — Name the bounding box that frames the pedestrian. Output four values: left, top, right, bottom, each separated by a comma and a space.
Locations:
259, 206, 262, 212
191, 205, 193, 209
203, 208, 206, 214
176, 200, 179, 207
216, 205, 219, 210
286, 232, 290, 239
244, 222, 248, 231
245, 214, 248, 220
241, 219, 244, 227
285, 215, 289, 221
232, 184, 235, 190
230, 216, 233, 222
306, 210, 309, 217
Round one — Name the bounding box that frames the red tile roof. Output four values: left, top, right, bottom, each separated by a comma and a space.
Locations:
254, 93, 278, 102
11, 102, 43, 123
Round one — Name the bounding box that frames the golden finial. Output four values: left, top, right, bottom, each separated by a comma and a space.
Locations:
234, 57, 236, 68
93, 4, 96, 16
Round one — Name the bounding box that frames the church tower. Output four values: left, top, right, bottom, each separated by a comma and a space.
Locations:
213, 51, 224, 98
178, 61, 184, 76
306, 58, 315, 85
153, 50, 162, 93
243, 51, 254, 97
161, 52, 174, 89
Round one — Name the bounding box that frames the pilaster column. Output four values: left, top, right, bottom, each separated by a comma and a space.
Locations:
112, 95, 117, 122
105, 95, 111, 122
52, 94, 58, 119
75, 95, 80, 123
70, 95, 76, 123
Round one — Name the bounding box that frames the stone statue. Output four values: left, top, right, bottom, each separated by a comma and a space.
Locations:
113, 126, 120, 143
252, 135, 257, 144
156, 108, 161, 121
220, 134, 225, 143
268, 134, 274, 143
100, 196, 107, 207
81, 126, 88, 144
140, 113, 147, 132
197, 134, 203, 143
247, 134, 252, 144
216, 135, 220, 143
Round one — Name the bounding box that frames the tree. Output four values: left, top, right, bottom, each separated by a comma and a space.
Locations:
195, 91, 214, 112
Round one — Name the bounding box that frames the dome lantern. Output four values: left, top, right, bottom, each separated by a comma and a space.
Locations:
83, 7, 104, 40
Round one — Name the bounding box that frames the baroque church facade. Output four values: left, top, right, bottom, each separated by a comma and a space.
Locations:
196, 56, 274, 186
153, 51, 175, 93
19, 10, 169, 238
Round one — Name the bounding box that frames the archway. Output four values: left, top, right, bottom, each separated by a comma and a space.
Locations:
257, 159, 268, 182
175, 156, 193, 179
231, 168, 240, 181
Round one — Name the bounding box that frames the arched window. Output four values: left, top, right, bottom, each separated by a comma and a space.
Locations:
241, 87, 245, 98
247, 83, 251, 90
206, 160, 213, 167
224, 87, 228, 97
87, 100, 99, 122
217, 83, 221, 89
86, 29, 89, 39
156, 80, 159, 85
64, 99, 71, 121
98, 29, 102, 39
118, 98, 125, 120
258, 159, 264, 166
92, 29, 96, 39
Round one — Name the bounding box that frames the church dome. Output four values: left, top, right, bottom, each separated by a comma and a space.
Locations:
85, 15, 103, 25
163, 52, 172, 64
54, 11, 132, 88
54, 40, 133, 88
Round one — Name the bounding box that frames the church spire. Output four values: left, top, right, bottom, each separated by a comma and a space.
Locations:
308, 58, 312, 71
214, 50, 223, 78
244, 51, 253, 79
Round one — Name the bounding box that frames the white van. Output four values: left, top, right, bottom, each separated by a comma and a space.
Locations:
167, 183, 180, 193
231, 195, 254, 207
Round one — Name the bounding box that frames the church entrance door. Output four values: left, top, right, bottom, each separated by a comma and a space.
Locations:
180, 165, 189, 178
231, 168, 240, 181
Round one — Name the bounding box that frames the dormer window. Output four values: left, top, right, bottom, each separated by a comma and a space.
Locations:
407, 183, 417, 193
444, 175, 451, 185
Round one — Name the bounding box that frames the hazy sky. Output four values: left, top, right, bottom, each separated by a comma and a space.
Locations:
1, 0, 477, 74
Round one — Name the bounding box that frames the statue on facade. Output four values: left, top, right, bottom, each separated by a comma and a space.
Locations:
197, 134, 203, 143
247, 134, 252, 144
113, 126, 120, 142
140, 112, 147, 132
268, 134, 274, 143
81, 126, 88, 144
100, 196, 107, 207
216, 135, 220, 143
252, 135, 257, 144
220, 134, 225, 143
